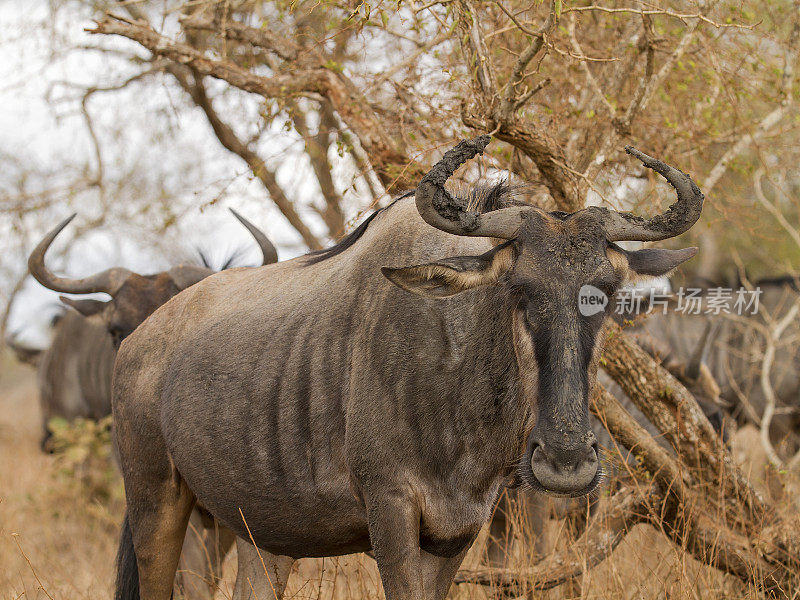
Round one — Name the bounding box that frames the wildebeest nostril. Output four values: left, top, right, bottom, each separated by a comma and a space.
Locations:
529, 437, 599, 496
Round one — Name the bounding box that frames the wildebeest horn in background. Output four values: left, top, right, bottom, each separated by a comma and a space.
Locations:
28, 213, 132, 295
168, 208, 277, 289
414, 136, 704, 242
30, 209, 278, 295
685, 320, 717, 382
229, 208, 279, 266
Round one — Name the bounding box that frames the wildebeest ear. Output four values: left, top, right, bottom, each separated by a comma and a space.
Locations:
168, 264, 215, 290
59, 295, 108, 317
381, 241, 514, 298
610, 246, 698, 279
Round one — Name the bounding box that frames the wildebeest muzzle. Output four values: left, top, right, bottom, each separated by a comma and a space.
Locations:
523, 427, 601, 497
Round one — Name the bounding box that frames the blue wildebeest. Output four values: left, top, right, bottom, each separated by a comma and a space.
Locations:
6, 309, 116, 451
110, 136, 704, 600
33, 310, 116, 450
486, 319, 726, 567
629, 280, 800, 449
29, 209, 278, 348
28, 209, 277, 599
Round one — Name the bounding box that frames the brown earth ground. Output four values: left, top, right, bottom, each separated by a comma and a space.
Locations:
0, 350, 769, 599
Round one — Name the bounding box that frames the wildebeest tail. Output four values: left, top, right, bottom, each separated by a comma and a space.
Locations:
115, 511, 139, 600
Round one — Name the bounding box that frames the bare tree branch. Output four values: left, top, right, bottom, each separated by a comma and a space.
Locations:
496, 0, 558, 122
456, 0, 499, 98
288, 100, 345, 237
88, 13, 424, 191
759, 299, 800, 467
563, 4, 758, 29
170, 66, 323, 249
704, 3, 800, 194
455, 485, 647, 590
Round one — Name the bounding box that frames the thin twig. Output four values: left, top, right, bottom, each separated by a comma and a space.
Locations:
365, 28, 452, 93
513, 77, 551, 112
705, 3, 800, 193
562, 5, 757, 29
759, 300, 800, 468
567, 14, 616, 117
497, 0, 558, 121
12, 534, 55, 600
239, 508, 280, 600
754, 168, 800, 251
413, 0, 453, 14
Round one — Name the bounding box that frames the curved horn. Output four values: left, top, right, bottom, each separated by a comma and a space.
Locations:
594, 147, 704, 242
685, 320, 716, 381
229, 208, 278, 265
415, 136, 536, 240
28, 214, 131, 295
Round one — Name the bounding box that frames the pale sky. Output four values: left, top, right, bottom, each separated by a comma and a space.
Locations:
0, 1, 374, 345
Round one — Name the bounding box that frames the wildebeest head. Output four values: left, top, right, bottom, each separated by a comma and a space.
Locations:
29, 209, 278, 347
383, 136, 703, 496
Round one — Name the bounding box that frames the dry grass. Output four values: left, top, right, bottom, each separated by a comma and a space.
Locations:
0, 353, 121, 599
0, 349, 782, 599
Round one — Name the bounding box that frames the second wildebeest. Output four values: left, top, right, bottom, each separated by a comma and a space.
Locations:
110, 136, 704, 600
28, 208, 278, 599
629, 282, 800, 450
34, 310, 116, 450
29, 209, 278, 348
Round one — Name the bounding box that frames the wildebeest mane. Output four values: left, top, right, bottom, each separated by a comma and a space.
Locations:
193, 245, 251, 271
304, 192, 412, 265
305, 182, 528, 266
461, 181, 529, 213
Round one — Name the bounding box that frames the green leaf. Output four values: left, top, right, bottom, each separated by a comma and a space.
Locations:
323, 60, 344, 73
48, 417, 69, 433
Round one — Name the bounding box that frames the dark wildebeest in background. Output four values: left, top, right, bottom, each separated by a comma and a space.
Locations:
35, 310, 116, 449
28, 209, 278, 600
29, 209, 278, 347
629, 280, 800, 451
110, 136, 704, 600
6, 310, 115, 451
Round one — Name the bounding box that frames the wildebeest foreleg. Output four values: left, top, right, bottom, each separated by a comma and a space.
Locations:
366, 491, 460, 600
367, 494, 424, 598
177, 511, 236, 599
419, 547, 470, 599
232, 537, 294, 600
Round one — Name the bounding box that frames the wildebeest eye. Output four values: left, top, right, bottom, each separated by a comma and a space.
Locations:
109, 325, 126, 347
593, 281, 616, 297
591, 271, 620, 297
